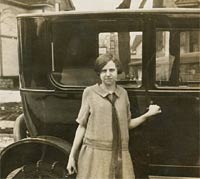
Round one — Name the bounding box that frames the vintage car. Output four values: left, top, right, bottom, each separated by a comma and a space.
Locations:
1, 8, 200, 178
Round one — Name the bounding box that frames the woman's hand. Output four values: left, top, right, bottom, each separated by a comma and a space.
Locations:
146, 104, 162, 117
66, 124, 86, 175
67, 156, 77, 175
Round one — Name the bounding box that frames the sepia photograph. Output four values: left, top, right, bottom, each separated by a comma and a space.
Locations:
0, 0, 200, 179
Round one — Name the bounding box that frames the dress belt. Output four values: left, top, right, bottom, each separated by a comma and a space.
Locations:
83, 138, 128, 151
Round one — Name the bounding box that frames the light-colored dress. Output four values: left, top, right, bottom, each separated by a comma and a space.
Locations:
76, 84, 135, 179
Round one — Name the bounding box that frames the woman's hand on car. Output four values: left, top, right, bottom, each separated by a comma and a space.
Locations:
146, 104, 162, 117
67, 156, 77, 175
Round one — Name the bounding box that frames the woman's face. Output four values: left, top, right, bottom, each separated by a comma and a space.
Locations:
100, 60, 118, 86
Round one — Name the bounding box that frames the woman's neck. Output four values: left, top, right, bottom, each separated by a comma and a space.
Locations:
100, 83, 116, 93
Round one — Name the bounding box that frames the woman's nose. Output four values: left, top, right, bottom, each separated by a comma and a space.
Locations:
106, 70, 110, 76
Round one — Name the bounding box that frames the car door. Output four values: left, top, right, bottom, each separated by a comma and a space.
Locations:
146, 15, 200, 177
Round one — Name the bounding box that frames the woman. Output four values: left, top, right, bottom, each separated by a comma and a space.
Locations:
67, 53, 161, 179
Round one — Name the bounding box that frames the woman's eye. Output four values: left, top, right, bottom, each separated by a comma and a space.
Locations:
101, 68, 116, 73
101, 69, 107, 73
109, 69, 116, 72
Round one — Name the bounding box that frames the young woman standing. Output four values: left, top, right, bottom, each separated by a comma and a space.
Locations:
67, 53, 161, 179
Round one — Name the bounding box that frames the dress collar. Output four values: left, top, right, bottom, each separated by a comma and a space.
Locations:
92, 83, 122, 98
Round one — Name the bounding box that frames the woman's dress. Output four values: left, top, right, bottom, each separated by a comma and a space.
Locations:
76, 84, 135, 179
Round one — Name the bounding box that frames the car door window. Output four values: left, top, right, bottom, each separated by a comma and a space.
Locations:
51, 21, 143, 88
155, 29, 200, 88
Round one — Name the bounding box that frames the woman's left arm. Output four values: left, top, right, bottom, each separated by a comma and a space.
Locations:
129, 104, 161, 129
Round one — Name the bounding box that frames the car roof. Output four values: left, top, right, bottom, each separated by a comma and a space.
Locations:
17, 8, 200, 18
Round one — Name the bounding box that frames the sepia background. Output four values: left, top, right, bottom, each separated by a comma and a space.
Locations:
0, 0, 199, 178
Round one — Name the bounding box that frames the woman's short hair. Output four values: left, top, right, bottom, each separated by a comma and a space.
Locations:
94, 53, 122, 75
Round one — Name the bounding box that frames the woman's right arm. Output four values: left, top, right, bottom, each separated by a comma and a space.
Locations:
67, 124, 86, 175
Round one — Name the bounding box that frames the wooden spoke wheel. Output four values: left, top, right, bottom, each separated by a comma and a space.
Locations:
7, 160, 76, 179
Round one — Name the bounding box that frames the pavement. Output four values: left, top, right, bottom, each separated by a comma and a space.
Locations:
0, 90, 21, 150
0, 90, 21, 103
0, 89, 21, 134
